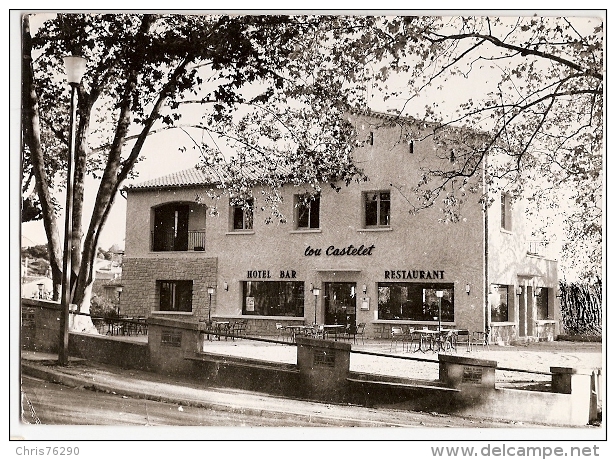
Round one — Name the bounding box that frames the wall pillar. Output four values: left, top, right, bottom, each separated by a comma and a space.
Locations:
147, 316, 202, 376
439, 354, 497, 391
551, 366, 598, 425
296, 337, 351, 402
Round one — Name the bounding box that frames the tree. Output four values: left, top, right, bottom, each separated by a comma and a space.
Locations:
364, 15, 603, 280
21, 13, 374, 326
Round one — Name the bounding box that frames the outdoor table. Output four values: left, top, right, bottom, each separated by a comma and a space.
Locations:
419, 329, 440, 352
322, 324, 345, 341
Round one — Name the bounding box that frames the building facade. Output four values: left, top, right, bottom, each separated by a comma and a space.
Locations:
121, 112, 559, 342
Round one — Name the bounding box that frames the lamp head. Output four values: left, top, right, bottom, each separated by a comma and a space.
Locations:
63, 55, 87, 84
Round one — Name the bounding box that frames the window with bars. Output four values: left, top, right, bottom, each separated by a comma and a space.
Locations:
158, 280, 193, 312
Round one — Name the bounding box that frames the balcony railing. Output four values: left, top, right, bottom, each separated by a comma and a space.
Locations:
527, 240, 555, 258
151, 229, 206, 252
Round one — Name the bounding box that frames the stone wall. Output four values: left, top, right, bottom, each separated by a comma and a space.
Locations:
121, 256, 217, 320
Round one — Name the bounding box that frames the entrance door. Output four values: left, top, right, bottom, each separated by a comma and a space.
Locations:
324, 283, 357, 331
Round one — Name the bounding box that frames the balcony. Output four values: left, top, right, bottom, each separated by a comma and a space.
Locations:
151, 229, 206, 252
527, 240, 557, 259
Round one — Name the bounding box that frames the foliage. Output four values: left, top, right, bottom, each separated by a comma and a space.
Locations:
559, 279, 602, 336
22, 13, 374, 308
89, 294, 118, 319
22, 244, 50, 260
366, 15, 603, 279
96, 247, 112, 260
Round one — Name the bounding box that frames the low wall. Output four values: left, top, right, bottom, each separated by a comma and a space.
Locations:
147, 316, 203, 376
187, 352, 301, 397
438, 354, 599, 426
489, 323, 516, 345
21, 299, 62, 353
69, 332, 149, 370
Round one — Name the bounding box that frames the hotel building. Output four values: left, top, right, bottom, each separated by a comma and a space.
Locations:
120, 112, 560, 343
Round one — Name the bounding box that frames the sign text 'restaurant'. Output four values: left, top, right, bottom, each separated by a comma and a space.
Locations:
384, 270, 445, 280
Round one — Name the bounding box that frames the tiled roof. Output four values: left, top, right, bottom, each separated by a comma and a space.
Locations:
128, 167, 219, 190
127, 163, 294, 191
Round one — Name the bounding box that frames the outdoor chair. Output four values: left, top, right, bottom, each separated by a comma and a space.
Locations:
454, 329, 471, 352
341, 323, 355, 342
408, 329, 425, 352
390, 326, 408, 352
471, 330, 490, 351
311, 324, 324, 339
434, 330, 455, 352
355, 322, 366, 345
276, 323, 289, 342
231, 320, 247, 340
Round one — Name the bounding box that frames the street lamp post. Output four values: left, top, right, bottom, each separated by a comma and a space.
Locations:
207, 287, 215, 341
115, 286, 123, 316
207, 287, 215, 322
313, 287, 321, 325
435, 290, 444, 332
58, 55, 87, 366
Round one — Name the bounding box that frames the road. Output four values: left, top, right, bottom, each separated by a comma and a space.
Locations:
21, 375, 332, 427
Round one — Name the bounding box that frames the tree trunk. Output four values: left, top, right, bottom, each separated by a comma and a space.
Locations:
21, 15, 63, 300
70, 281, 98, 334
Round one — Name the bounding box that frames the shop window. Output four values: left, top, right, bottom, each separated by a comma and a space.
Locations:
158, 280, 193, 312
536, 287, 550, 320
377, 283, 454, 322
295, 193, 320, 229
501, 192, 512, 231
364, 191, 391, 228
242, 281, 304, 317
231, 198, 254, 231
490, 285, 509, 322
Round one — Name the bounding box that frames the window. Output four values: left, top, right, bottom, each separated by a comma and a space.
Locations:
377, 283, 454, 321
364, 191, 390, 227
536, 288, 550, 320
151, 203, 206, 251
490, 285, 509, 322
231, 198, 254, 231
242, 281, 304, 317
295, 194, 320, 229
158, 280, 193, 312
501, 193, 512, 231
